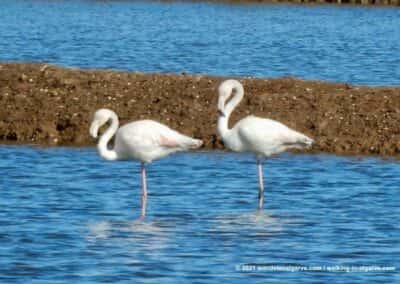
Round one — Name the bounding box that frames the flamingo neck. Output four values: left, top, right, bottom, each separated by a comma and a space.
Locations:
217, 115, 230, 138
217, 83, 244, 139
98, 112, 119, 161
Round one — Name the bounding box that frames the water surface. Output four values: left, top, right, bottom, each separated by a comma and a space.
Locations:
1, 146, 399, 283
0, 1, 399, 85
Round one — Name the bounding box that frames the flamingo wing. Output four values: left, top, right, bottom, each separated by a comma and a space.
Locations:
115, 120, 201, 162
237, 116, 312, 155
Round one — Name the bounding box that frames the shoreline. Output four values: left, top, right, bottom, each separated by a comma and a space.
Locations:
3, 143, 400, 161
161, 0, 400, 6
1, 62, 399, 156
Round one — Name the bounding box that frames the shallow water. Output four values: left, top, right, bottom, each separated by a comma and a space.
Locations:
1, 146, 399, 283
0, 1, 399, 85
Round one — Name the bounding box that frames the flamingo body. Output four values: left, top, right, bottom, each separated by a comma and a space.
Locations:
90, 108, 202, 218
115, 120, 201, 163
217, 79, 313, 209
223, 115, 313, 157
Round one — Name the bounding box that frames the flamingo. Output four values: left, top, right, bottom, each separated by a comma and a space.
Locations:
89, 108, 203, 219
217, 79, 314, 209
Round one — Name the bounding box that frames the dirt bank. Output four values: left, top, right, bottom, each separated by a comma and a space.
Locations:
172, 0, 400, 6
0, 62, 399, 156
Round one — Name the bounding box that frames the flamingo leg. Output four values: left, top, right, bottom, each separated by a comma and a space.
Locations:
140, 163, 147, 219
257, 158, 264, 210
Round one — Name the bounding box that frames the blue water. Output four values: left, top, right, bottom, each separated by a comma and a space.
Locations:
1, 146, 399, 283
1, 1, 400, 282
0, 1, 399, 85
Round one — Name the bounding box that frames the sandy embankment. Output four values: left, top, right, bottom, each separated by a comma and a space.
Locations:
0, 63, 399, 156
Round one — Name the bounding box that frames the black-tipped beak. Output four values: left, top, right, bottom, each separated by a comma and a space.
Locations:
217, 109, 226, 117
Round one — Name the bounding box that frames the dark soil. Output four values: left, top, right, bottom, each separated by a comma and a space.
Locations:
1, 63, 400, 156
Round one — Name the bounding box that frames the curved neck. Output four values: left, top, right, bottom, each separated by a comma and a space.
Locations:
98, 112, 119, 161
217, 82, 244, 138
217, 114, 230, 138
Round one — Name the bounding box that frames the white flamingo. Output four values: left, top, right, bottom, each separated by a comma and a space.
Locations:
217, 79, 314, 209
89, 108, 203, 219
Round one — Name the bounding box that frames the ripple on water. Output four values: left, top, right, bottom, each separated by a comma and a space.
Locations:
0, 1, 399, 85
1, 146, 399, 283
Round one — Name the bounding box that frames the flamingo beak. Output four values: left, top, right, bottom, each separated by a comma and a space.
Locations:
89, 121, 99, 138
217, 94, 227, 117
217, 109, 226, 117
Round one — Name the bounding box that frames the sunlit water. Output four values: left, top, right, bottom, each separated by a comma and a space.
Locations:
0, 1, 399, 85
1, 146, 399, 283
1, 2, 400, 281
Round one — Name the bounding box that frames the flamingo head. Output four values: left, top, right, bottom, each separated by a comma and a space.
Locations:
89, 108, 113, 138
217, 79, 243, 117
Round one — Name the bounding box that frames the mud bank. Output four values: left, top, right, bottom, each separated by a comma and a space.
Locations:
0, 63, 399, 156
